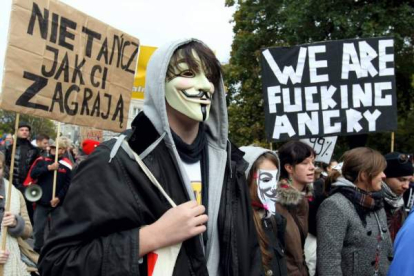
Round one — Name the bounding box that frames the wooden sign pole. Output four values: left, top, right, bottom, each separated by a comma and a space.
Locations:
0, 113, 20, 275
52, 123, 61, 199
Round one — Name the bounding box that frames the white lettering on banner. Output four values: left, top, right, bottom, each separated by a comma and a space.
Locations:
272, 115, 295, 140
374, 82, 393, 106
282, 87, 303, 112
267, 82, 393, 114
262, 38, 397, 142
308, 45, 329, 83
352, 83, 373, 108
340, 85, 349, 109
364, 110, 382, 131
305, 86, 319, 111
359, 41, 378, 78
321, 85, 337, 110
379, 40, 394, 76
297, 111, 319, 135
272, 108, 382, 138
346, 108, 363, 133
267, 86, 281, 113
323, 110, 341, 134
342, 43, 362, 79
262, 48, 307, 85
341, 40, 394, 79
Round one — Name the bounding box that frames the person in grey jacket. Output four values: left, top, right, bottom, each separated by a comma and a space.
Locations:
317, 147, 393, 276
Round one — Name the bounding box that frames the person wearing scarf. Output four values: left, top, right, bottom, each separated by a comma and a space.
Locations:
276, 141, 315, 276
382, 152, 413, 242
317, 147, 393, 276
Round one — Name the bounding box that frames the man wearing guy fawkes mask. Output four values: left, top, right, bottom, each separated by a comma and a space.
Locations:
39, 39, 262, 276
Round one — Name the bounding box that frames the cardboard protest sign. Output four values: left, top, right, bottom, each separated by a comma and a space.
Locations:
132, 45, 157, 100
300, 136, 338, 164
0, 0, 139, 132
261, 37, 397, 142
80, 127, 103, 142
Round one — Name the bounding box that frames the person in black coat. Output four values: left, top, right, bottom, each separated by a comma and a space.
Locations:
5, 122, 39, 225
30, 138, 72, 253
38, 39, 262, 276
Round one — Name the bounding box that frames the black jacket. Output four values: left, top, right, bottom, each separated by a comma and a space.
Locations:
263, 214, 288, 276
5, 138, 39, 190
30, 156, 72, 206
39, 114, 262, 276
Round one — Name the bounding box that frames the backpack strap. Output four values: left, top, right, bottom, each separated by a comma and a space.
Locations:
123, 140, 177, 208
23, 156, 51, 186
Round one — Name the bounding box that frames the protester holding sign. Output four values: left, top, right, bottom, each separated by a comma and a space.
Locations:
317, 147, 393, 276
5, 123, 39, 225
29, 137, 72, 253
276, 141, 315, 276
38, 39, 262, 276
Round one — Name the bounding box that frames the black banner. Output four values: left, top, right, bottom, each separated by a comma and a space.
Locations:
261, 37, 397, 142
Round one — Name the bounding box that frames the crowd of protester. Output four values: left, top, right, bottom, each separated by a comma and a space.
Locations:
0, 39, 413, 276
0, 124, 100, 275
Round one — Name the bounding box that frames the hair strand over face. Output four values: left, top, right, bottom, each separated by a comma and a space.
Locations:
166, 41, 222, 89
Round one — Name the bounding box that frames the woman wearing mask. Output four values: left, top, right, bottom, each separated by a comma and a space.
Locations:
241, 146, 287, 276
317, 147, 393, 276
277, 141, 315, 276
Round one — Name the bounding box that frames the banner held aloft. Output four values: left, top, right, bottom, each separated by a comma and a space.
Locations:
261, 37, 397, 142
0, 0, 140, 133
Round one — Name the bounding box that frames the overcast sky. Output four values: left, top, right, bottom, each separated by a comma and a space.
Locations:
0, 0, 236, 85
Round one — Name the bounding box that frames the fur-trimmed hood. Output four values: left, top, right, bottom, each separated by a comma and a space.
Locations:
277, 179, 313, 207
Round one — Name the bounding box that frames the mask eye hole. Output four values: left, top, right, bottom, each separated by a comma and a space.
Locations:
179, 70, 195, 78
259, 175, 273, 183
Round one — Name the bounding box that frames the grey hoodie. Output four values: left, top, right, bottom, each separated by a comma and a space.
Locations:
143, 38, 228, 275
240, 146, 280, 181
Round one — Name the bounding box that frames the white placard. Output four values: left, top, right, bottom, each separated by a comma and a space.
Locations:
300, 136, 338, 164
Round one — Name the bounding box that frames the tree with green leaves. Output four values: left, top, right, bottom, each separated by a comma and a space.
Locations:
0, 109, 56, 140
225, 0, 414, 155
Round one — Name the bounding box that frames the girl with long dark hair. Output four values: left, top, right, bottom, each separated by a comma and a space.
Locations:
241, 146, 287, 276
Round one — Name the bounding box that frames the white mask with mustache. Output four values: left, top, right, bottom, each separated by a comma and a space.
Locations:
257, 169, 278, 215
165, 53, 214, 122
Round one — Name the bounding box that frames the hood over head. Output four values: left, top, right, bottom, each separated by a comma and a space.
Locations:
140, 39, 229, 274
240, 146, 280, 181
143, 38, 228, 151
